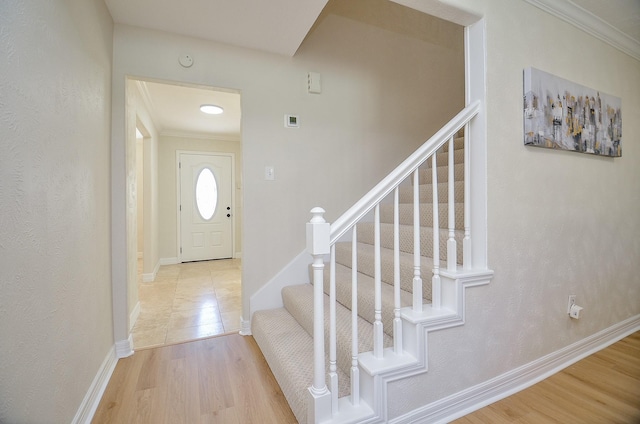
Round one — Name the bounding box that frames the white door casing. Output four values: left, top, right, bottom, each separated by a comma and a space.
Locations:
179, 152, 233, 262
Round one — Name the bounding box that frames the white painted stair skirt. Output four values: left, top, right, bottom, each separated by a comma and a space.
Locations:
253, 100, 493, 424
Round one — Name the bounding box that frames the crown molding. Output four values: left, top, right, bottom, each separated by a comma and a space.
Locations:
135, 80, 164, 132
525, 0, 640, 62
160, 129, 240, 142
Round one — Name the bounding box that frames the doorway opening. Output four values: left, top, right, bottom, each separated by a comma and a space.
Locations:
126, 77, 243, 350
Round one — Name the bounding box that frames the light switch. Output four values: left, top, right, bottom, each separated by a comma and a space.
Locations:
308, 72, 321, 94
265, 166, 275, 180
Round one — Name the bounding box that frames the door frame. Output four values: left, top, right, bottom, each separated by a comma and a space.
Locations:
176, 150, 236, 263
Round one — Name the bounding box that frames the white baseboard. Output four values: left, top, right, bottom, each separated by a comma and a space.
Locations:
142, 260, 161, 283
115, 335, 134, 359
129, 301, 140, 331
234, 251, 242, 259
160, 257, 179, 265
391, 314, 640, 424
239, 318, 252, 335
71, 345, 118, 424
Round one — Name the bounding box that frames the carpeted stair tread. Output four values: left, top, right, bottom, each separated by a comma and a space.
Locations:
323, 262, 413, 337
436, 136, 465, 152
283, 284, 393, 377
379, 202, 464, 230
355, 222, 463, 263
416, 162, 464, 185
398, 180, 464, 203
252, 307, 350, 424
430, 148, 464, 166
335, 241, 436, 299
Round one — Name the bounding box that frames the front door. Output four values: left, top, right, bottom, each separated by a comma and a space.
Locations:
179, 153, 233, 262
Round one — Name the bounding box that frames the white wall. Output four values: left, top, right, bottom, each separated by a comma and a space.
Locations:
386, 0, 640, 418
111, 0, 464, 337
133, 83, 161, 276
158, 135, 243, 260
136, 138, 144, 255
0, 0, 114, 422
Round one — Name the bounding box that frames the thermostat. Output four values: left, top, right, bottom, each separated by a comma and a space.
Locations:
285, 114, 299, 128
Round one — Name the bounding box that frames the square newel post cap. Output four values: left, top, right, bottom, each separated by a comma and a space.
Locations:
306, 207, 330, 256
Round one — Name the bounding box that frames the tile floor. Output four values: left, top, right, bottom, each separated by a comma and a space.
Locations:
132, 258, 242, 350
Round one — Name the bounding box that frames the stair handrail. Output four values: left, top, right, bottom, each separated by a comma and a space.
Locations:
329, 100, 481, 245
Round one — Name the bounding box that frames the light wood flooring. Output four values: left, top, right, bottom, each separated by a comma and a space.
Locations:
453, 331, 640, 423
92, 334, 296, 423
132, 259, 242, 350
93, 331, 639, 423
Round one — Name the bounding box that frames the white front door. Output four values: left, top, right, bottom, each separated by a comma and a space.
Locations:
179, 153, 233, 262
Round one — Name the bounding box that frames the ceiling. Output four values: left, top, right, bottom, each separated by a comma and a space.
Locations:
105, 0, 639, 139
136, 81, 241, 139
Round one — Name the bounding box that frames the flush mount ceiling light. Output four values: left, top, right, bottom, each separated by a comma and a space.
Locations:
199, 104, 224, 115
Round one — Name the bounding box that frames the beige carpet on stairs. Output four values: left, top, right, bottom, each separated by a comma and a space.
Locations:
252, 136, 466, 423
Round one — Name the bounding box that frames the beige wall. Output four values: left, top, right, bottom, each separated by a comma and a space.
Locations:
132, 83, 161, 276
158, 135, 243, 259
111, 0, 464, 334
0, 0, 114, 422
386, 0, 640, 418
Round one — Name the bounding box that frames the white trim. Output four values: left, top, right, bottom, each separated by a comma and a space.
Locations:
240, 318, 252, 336
115, 335, 134, 358
249, 250, 312, 316
160, 257, 179, 265
234, 251, 242, 259
390, 314, 640, 424
137, 251, 143, 259
161, 129, 240, 142
129, 301, 140, 331
71, 345, 118, 424
525, 0, 640, 61
142, 260, 161, 282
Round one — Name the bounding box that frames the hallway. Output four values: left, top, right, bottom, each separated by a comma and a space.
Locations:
132, 259, 241, 350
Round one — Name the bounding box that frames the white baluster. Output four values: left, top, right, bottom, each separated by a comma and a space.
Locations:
447, 136, 457, 271
393, 187, 403, 354
431, 155, 441, 309
350, 226, 359, 405
373, 204, 383, 358
306, 207, 331, 423
412, 169, 423, 312
463, 122, 472, 270
329, 245, 338, 415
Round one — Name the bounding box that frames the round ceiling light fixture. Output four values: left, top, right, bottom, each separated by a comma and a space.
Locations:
199, 104, 224, 115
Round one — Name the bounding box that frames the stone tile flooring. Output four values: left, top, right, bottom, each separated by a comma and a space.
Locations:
132, 258, 241, 350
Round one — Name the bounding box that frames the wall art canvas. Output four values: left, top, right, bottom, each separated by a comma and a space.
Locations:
523, 67, 622, 157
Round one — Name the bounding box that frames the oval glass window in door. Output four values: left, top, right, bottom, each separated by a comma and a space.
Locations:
195, 167, 218, 220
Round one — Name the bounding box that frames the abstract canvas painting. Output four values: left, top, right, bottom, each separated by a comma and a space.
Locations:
523, 67, 622, 157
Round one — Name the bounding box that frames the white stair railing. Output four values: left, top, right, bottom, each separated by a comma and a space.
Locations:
306, 101, 481, 421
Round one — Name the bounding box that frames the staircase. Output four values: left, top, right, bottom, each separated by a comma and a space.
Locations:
252, 102, 492, 423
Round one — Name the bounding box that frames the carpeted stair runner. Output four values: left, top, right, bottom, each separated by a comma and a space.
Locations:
252, 137, 465, 423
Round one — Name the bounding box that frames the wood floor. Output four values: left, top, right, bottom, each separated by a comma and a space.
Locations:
93, 334, 296, 424
453, 331, 640, 423
93, 331, 639, 424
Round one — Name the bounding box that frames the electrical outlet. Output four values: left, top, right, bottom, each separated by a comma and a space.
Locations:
567, 295, 576, 314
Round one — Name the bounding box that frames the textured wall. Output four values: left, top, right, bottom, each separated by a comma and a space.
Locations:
0, 0, 114, 422
111, 0, 464, 335
387, 0, 640, 418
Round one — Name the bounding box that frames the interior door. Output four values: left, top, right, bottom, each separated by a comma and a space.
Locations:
179, 153, 233, 262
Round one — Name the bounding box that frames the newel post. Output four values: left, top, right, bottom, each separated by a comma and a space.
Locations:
306, 207, 332, 423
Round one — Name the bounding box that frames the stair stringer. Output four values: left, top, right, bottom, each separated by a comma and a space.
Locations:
325, 269, 494, 424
